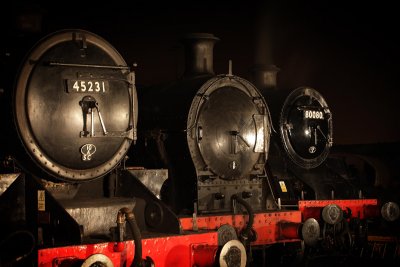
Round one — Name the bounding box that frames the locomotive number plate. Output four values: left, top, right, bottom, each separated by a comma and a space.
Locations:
304, 110, 324, 120
66, 79, 109, 93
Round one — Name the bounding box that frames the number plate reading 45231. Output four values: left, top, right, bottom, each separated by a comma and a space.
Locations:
66, 79, 109, 93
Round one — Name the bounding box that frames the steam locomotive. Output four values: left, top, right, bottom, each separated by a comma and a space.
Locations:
0, 29, 398, 267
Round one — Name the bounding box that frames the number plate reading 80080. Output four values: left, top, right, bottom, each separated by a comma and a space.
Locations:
66, 79, 109, 93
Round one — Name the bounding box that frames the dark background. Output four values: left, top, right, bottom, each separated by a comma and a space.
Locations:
2, 1, 399, 145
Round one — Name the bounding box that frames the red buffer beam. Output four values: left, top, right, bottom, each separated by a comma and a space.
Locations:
180, 211, 302, 245
299, 199, 378, 220
38, 232, 218, 267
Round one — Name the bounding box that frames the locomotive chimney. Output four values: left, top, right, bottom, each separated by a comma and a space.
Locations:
182, 33, 219, 77
250, 64, 280, 91
249, 2, 280, 92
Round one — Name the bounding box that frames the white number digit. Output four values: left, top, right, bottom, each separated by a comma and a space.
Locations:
80, 81, 86, 92
305, 110, 324, 119
88, 81, 93, 92
73, 81, 79, 92
71, 80, 106, 93
95, 82, 100, 92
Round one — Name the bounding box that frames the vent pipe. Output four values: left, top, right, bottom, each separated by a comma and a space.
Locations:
181, 33, 219, 77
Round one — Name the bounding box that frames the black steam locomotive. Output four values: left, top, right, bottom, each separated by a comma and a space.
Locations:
134, 33, 272, 215
0, 29, 398, 267
0, 29, 150, 266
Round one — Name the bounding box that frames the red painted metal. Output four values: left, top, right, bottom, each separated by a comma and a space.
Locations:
180, 211, 302, 245
278, 222, 300, 239
298, 199, 378, 220
40, 202, 385, 267
191, 243, 218, 267
39, 212, 302, 266
36, 200, 384, 266
364, 204, 381, 218
114, 242, 125, 252
38, 232, 218, 267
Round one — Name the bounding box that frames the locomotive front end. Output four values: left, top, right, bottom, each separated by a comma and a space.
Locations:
187, 74, 271, 213
280, 87, 333, 169
13, 29, 137, 181
137, 33, 272, 214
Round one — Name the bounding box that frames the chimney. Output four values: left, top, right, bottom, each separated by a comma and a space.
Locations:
181, 33, 219, 77
249, 64, 280, 92
249, 2, 280, 92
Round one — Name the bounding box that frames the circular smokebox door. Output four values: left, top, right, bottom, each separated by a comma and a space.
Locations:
280, 87, 332, 169
14, 29, 135, 181
196, 86, 264, 179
